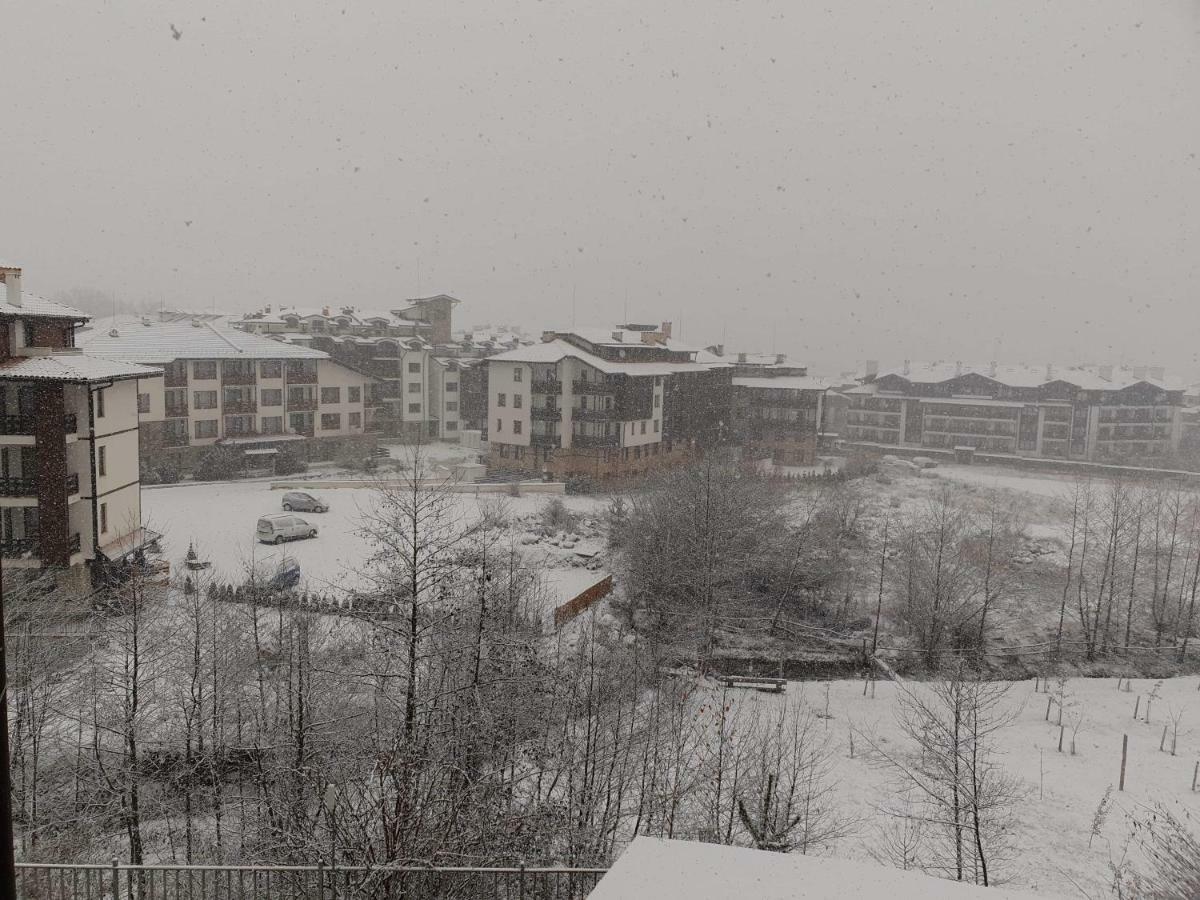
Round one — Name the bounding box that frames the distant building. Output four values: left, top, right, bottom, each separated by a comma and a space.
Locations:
486, 324, 732, 478
843, 361, 1185, 463
77, 318, 375, 464
0, 264, 162, 586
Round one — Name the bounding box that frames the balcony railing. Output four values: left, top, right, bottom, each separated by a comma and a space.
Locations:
221, 370, 257, 386
531, 433, 561, 448
164, 404, 189, 418
531, 378, 563, 394
287, 397, 318, 412
0, 538, 37, 558
0, 477, 37, 497
531, 407, 562, 422
572, 379, 615, 395
0, 414, 78, 436
573, 408, 615, 422
223, 400, 258, 414
163, 370, 188, 388
163, 431, 190, 448
573, 434, 619, 449
64, 414, 78, 434
69, 532, 81, 554
291, 424, 315, 437
65, 472, 79, 494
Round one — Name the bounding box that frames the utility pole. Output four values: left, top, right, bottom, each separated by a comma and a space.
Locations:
0, 554, 15, 898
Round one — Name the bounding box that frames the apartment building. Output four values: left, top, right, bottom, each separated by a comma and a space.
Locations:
843, 361, 1185, 463
486, 325, 731, 478
0, 264, 162, 585
77, 319, 375, 464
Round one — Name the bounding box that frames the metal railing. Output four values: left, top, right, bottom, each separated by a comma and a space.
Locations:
65, 472, 79, 494
531, 406, 562, 422
0, 476, 36, 497
14, 861, 607, 899
571, 379, 615, 395
531, 378, 563, 394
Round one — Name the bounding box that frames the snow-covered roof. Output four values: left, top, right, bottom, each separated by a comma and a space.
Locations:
0, 291, 89, 321
590, 838, 1059, 900
77, 318, 329, 363
0, 352, 161, 383
486, 338, 719, 377
733, 375, 833, 391
868, 362, 1185, 393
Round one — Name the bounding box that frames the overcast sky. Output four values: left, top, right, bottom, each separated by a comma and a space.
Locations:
3, 1, 1198, 374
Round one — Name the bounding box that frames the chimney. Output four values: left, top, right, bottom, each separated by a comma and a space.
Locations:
955, 360, 963, 377
541, 330, 557, 343
660, 321, 673, 339
902, 359, 910, 375
322, 306, 331, 317
865, 359, 879, 377
989, 360, 997, 377
1099, 364, 1114, 381
2, 267, 22, 308
775, 353, 786, 365
737, 352, 748, 364
1150, 366, 1166, 381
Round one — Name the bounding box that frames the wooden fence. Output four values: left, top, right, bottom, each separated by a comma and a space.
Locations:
553, 575, 614, 628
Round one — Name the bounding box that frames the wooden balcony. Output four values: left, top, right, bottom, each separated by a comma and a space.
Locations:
531, 379, 563, 394
285, 367, 319, 384
573, 434, 619, 449
531, 407, 562, 422
287, 397, 318, 412
223, 400, 258, 414
572, 380, 615, 395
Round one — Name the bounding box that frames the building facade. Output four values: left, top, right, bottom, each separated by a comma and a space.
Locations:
843, 362, 1185, 463
77, 319, 376, 464
0, 264, 161, 585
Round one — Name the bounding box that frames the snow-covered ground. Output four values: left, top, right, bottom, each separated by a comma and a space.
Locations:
695, 674, 1200, 897
142, 478, 610, 619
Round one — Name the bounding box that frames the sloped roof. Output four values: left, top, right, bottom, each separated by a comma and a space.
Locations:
0, 352, 161, 383
733, 375, 834, 391
870, 362, 1184, 393
77, 318, 328, 363
486, 338, 720, 377
0, 291, 89, 321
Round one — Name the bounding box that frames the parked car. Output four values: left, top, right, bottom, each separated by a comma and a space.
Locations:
257, 514, 318, 544
281, 491, 329, 513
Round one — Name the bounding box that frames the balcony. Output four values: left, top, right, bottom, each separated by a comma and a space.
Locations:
164, 404, 189, 419
0, 538, 37, 558
164, 371, 188, 388
221, 370, 257, 386
163, 431, 190, 448
531, 407, 562, 422
291, 423, 315, 437
223, 400, 258, 414
531, 379, 563, 394
285, 367, 319, 385
0, 477, 37, 497
364, 396, 387, 409
287, 397, 318, 412
69, 532, 81, 554
573, 379, 615, 395
573, 408, 615, 422
573, 434, 619, 449
65, 472, 79, 495
0, 414, 78, 436
531, 433, 561, 449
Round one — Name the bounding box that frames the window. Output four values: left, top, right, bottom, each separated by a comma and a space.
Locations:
408, 382, 421, 394
261, 416, 283, 434
137, 393, 150, 414
321, 387, 341, 404
321, 413, 341, 430
261, 389, 282, 407
98, 446, 107, 477
654, 419, 660, 433
194, 390, 218, 409
446, 421, 458, 431
348, 386, 361, 403
446, 382, 459, 392
260, 360, 282, 379
654, 394, 661, 408
496, 419, 502, 433
195, 419, 218, 438
194, 361, 217, 380
513, 420, 523, 435
641, 421, 647, 435
408, 362, 421, 373
100, 502, 108, 535
513, 367, 523, 382
408, 403, 421, 414
513, 394, 523, 409
446, 401, 458, 412
497, 393, 507, 407
349, 412, 361, 428
95, 389, 105, 418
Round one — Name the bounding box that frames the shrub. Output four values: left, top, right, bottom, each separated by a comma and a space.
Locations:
194, 448, 242, 481
275, 449, 308, 476
842, 454, 879, 479
540, 497, 579, 532
157, 460, 183, 483
565, 474, 597, 495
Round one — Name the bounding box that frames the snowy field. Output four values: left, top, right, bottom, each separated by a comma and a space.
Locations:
700, 674, 1200, 898
142, 478, 610, 616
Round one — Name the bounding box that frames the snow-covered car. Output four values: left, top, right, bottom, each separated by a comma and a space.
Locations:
281, 491, 329, 513
257, 514, 318, 544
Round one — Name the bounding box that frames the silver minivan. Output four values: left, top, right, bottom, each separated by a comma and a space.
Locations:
257, 514, 318, 544
281, 491, 329, 513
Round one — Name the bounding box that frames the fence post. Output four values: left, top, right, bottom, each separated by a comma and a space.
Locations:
111, 858, 120, 900
317, 860, 326, 900
519, 862, 526, 900
1119, 734, 1128, 791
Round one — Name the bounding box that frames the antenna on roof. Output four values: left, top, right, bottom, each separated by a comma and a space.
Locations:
571, 285, 577, 328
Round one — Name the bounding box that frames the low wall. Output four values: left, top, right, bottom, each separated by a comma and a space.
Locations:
269, 479, 567, 494
554, 575, 614, 628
